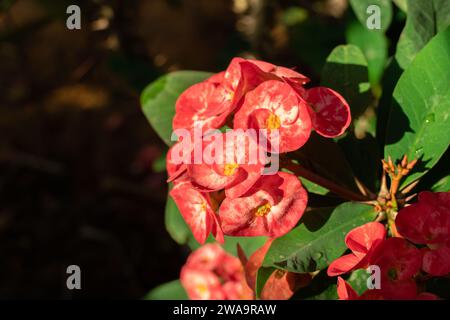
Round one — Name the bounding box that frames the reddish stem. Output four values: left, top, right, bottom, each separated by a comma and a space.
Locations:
282, 160, 369, 202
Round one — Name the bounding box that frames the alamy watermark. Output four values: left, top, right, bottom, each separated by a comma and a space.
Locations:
66, 265, 81, 290
367, 265, 381, 290
66, 5, 81, 30
366, 5, 381, 30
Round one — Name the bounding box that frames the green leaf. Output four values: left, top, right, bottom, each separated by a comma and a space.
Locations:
349, 0, 393, 33
299, 177, 329, 195
305, 284, 338, 300
416, 147, 450, 193
321, 44, 371, 118
396, 0, 450, 70
385, 27, 450, 188
189, 235, 267, 259
262, 203, 377, 273
432, 175, 450, 192
393, 0, 407, 12
291, 270, 338, 300
220, 236, 267, 258
347, 269, 370, 295
144, 280, 188, 300
346, 19, 388, 85
152, 152, 167, 173
141, 71, 213, 146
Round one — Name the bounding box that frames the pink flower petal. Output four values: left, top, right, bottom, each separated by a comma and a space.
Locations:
304, 87, 351, 138
219, 172, 307, 237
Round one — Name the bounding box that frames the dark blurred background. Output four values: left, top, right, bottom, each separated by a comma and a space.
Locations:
0, 0, 369, 298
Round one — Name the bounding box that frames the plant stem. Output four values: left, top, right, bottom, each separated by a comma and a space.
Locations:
281, 160, 369, 202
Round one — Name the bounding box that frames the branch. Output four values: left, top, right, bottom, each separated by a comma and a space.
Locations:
281, 160, 369, 202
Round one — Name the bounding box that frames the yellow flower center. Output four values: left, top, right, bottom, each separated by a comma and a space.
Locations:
200, 201, 208, 212
223, 163, 239, 176
255, 203, 272, 217
196, 283, 209, 295
225, 91, 234, 102
266, 113, 281, 130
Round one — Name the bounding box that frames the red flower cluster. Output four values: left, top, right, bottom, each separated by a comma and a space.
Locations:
328, 216, 447, 300
180, 244, 253, 300
396, 191, 450, 276
168, 57, 351, 244
180, 241, 311, 300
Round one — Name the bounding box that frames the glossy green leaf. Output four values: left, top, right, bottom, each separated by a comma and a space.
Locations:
141, 71, 213, 146
393, 0, 407, 12
299, 177, 329, 195
349, 0, 393, 33
432, 176, 450, 192
262, 203, 377, 273
189, 235, 267, 259
346, 19, 388, 85
144, 280, 188, 300
396, 0, 450, 70
347, 269, 370, 296
385, 27, 450, 188
321, 44, 371, 118
223, 236, 267, 257
291, 270, 338, 300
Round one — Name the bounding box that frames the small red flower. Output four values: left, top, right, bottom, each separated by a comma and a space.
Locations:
222, 58, 309, 112
180, 244, 253, 300
336, 277, 438, 300
244, 58, 310, 87
327, 222, 386, 277
370, 237, 422, 299
184, 242, 226, 270
219, 172, 308, 237
303, 87, 351, 138
336, 277, 362, 300
234, 80, 312, 153
180, 268, 226, 300
166, 142, 188, 182
396, 191, 450, 276
169, 178, 223, 244
332, 235, 424, 300
186, 131, 266, 199
172, 80, 232, 133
